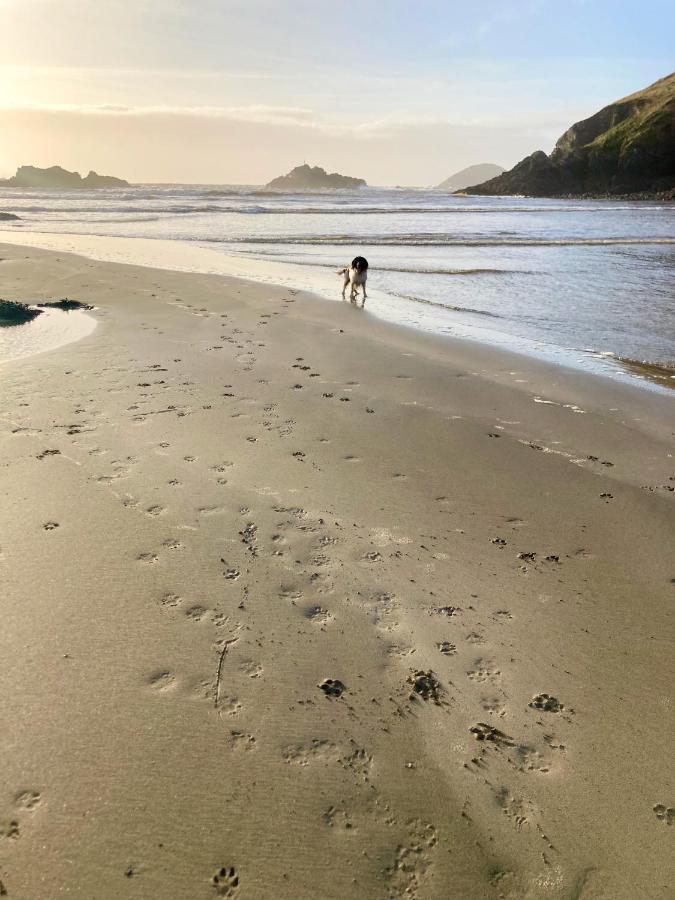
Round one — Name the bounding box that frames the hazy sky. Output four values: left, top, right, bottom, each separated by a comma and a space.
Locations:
0, 0, 672, 185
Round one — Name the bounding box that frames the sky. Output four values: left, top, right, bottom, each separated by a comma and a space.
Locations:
0, 0, 672, 185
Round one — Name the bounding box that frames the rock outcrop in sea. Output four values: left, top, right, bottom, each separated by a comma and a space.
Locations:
436, 164, 504, 191
0, 165, 129, 189
463, 72, 675, 198
265, 164, 366, 191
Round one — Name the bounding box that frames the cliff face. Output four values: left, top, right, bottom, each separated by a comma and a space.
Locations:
464, 72, 675, 197
437, 164, 504, 191
0, 165, 128, 189
266, 164, 366, 191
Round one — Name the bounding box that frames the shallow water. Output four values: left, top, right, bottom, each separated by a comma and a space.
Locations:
0, 306, 96, 363
1, 185, 674, 387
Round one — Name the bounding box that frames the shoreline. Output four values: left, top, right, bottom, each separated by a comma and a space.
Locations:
1, 229, 673, 394
0, 242, 673, 899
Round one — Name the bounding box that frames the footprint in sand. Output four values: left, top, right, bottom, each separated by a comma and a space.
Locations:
14, 791, 41, 811
467, 663, 501, 685
219, 697, 242, 716
470, 723, 514, 746
322, 806, 355, 831
319, 678, 346, 698
162, 539, 184, 551
653, 804, 674, 825
363, 551, 383, 562
137, 552, 159, 564
304, 606, 333, 625
185, 605, 208, 621
212, 866, 239, 896
408, 670, 444, 704
227, 732, 257, 751
431, 605, 461, 617
240, 660, 263, 678
529, 693, 564, 713
0, 819, 20, 840
43, 522, 59, 531
147, 671, 177, 692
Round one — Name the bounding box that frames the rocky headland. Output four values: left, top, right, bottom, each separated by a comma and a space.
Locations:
463, 72, 675, 198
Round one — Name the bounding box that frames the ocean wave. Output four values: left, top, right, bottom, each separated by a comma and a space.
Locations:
6, 200, 673, 218
7, 204, 231, 214
387, 292, 504, 318
614, 356, 675, 382
218, 235, 675, 247
258, 256, 532, 276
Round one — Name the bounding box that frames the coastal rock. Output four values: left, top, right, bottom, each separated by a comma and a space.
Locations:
37, 298, 94, 311
265, 164, 366, 191
437, 163, 504, 191
0, 300, 42, 326
0, 165, 128, 189
463, 71, 675, 198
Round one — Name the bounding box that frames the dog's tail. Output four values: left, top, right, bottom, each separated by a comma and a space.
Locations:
336, 268, 347, 276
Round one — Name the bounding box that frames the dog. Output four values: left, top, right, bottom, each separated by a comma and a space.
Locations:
338, 256, 368, 304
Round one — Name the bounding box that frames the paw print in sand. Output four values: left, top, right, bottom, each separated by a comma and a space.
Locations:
529, 693, 564, 713
319, 678, 345, 698
653, 804, 674, 826
212, 866, 239, 896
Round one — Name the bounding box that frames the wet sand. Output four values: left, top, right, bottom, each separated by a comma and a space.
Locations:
0, 242, 673, 899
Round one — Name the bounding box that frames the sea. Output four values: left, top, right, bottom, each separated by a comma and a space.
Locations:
1, 184, 674, 389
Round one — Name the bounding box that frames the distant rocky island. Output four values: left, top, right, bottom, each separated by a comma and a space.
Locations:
265, 164, 366, 191
463, 72, 675, 198
437, 163, 504, 191
0, 165, 129, 189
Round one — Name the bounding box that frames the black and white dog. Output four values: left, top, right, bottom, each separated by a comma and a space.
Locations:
338, 256, 368, 303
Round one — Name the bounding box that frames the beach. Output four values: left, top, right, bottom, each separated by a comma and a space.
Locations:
0, 241, 673, 899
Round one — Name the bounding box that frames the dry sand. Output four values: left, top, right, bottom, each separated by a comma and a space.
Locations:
0, 242, 673, 899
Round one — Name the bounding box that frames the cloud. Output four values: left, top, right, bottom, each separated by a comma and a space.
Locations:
0, 101, 567, 186
0, 100, 572, 140
0, 101, 319, 125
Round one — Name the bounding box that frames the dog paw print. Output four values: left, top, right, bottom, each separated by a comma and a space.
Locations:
0, 819, 20, 840
212, 866, 239, 896
408, 669, 444, 704
470, 723, 514, 746
319, 678, 345, 698
653, 804, 674, 826
15, 790, 41, 811
529, 693, 564, 713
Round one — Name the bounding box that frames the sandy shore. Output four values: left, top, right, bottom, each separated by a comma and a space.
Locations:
0, 242, 673, 899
